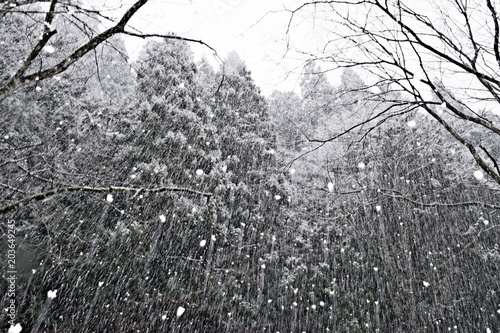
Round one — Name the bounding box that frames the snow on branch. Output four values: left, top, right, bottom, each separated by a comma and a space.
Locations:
0, 185, 212, 215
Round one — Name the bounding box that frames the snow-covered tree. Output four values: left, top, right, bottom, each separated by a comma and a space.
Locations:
125, 38, 220, 188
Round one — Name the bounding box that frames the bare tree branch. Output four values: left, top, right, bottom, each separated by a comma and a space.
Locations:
480, 145, 500, 176
0, 185, 212, 215
486, 0, 500, 68
284, 0, 500, 186
0, 0, 219, 103
378, 187, 500, 210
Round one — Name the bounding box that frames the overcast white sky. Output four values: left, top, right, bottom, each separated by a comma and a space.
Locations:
120, 0, 308, 95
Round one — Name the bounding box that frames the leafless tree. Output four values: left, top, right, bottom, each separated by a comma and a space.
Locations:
0, 0, 217, 102
284, 0, 500, 186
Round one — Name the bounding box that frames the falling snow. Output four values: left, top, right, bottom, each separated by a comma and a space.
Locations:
42, 45, 56, 54
47, 290, 57, 299
407, 120, 417, 128
473, 170, 484, 180
176, 306, 185, 318
3, 8, 498, 332
7, 324, 22, 333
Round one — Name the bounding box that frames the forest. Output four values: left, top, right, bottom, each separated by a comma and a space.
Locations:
1, 1, 499, 332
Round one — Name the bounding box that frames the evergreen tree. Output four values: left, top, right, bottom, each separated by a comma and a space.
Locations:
299, 61, 336, 128
268, 90, 306, 151
126, 38, 220, 188
214, 52, 276, 171
209, 52, 285, 224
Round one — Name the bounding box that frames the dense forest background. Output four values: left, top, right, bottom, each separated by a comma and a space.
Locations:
1, 2, 500, 332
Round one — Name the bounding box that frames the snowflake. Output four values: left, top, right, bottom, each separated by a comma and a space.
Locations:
42, 45, 55, 54
47, 290, 57, 299
7, 323, 22, 333
176, 306, 185, 318
473, 170, 484, 180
